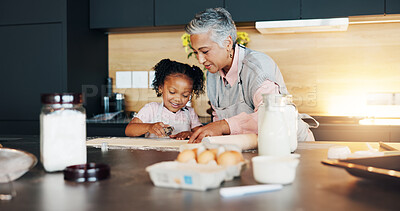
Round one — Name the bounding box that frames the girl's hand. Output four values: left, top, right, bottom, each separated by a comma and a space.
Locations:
170, 131, 192, 140
148, 122, 170, 137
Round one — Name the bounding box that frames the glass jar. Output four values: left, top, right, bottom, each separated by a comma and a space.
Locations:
258, 94, 291, 156
282, 95, 298, 152
40, 93, 87, 172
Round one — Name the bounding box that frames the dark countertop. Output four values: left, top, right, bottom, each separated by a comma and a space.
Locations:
306, 116, 400, 142
1, 137, 400, 210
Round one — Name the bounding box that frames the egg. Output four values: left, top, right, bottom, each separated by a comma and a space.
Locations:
197, 150, 216, 164
209, 148, 218, 156
196, 145, 206, 157
176, 149, 196, 163
232, 151, 244, 162
192, 148, 198, 160
217, 151, 244, 166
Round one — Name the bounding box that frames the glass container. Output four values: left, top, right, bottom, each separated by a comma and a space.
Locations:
40, 93, 86, 172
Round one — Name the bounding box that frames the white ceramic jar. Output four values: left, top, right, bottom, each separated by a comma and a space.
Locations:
40, 93, 87, 172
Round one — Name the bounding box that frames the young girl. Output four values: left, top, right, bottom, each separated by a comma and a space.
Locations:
125, 59, 205, 140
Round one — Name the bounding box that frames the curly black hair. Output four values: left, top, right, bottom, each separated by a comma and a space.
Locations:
152, 59, 205, 98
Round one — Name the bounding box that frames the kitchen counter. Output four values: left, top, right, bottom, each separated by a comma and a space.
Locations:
86, 114, 130, 137
85, 115, 400, 142
310, 116, 400, 142
1, 137, 400, 210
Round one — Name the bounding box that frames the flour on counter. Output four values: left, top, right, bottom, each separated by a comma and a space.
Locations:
86, 137, 189, 151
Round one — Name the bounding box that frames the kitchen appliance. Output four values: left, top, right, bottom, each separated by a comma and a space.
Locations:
111, 93, 125, 112
255, 17, 349, 34
103, 77, 113, 113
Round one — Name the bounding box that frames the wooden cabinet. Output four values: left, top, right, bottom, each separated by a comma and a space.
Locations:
225, 0, 300, 22
90, 0, 154, 29
0, 0, 108, 135
0, 0, 63, 25
386, 0, 400, 14
302, 0, 384, 19
155, 0, 223, 26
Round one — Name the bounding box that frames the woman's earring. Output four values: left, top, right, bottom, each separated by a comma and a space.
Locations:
230, 52, 233, 58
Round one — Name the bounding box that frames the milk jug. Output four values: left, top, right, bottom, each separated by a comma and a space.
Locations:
258, 94, 292, 156
283, 95, 298, 152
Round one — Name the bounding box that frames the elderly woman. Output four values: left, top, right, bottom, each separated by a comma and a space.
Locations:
186, 7, 315, 143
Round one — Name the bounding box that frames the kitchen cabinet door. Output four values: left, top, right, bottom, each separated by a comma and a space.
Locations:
225, 0, 300, 22
0, 0, 63, 25
90, 0, 154, 29
155, 0, 223, 26
0, 24, 65, 121
386, 0, 400, 14
302, 0, 384, 19
0, 0, 107, 135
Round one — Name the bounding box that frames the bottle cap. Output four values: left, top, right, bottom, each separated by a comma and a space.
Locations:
64, 163, 110, 182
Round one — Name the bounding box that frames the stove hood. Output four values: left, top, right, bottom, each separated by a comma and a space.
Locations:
255, 17, 349, 34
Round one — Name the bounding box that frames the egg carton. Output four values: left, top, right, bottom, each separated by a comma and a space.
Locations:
146, 143, 248, 191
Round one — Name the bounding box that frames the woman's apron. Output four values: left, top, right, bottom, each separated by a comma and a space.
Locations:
209, 46, 317, 141
212, 47, 254, 120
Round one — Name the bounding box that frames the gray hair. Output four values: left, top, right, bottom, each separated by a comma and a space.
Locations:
185, 7, 237, 48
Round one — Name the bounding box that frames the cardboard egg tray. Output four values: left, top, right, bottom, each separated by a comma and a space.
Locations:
146, 143, 247, 191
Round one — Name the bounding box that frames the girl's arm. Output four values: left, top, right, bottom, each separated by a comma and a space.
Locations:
125, 117, 169, 137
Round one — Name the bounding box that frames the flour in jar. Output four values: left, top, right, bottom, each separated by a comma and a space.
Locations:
40, 109, 86, 172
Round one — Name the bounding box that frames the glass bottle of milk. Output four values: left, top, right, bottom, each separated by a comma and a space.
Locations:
258, 94, 291, 156
283, 95, 298, 152
40, 93, 86, 172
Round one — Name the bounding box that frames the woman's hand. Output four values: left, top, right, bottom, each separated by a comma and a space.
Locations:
170, 131, 192, 140
148, 122, 169, 137
188, 120, 230, 143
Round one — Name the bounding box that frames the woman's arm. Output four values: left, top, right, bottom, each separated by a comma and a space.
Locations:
226, 80, 278, 134
188, 80, 278, 142
188, 120, 230, 143
191, 125, 202, 132
125, 117, 169, 137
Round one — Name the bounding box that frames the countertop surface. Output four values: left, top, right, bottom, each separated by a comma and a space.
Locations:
1, 137, 400, 211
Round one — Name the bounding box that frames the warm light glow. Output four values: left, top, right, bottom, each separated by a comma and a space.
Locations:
364, 105, 400, 117
327, 94, 400, 119
359, 118, 400, 125
327, 95, 368, 116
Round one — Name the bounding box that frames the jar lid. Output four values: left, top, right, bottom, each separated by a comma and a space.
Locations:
41, 93, 82, 104
63, 163, 110, 182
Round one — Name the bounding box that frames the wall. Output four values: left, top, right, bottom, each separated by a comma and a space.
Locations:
109, 15, 400, 121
